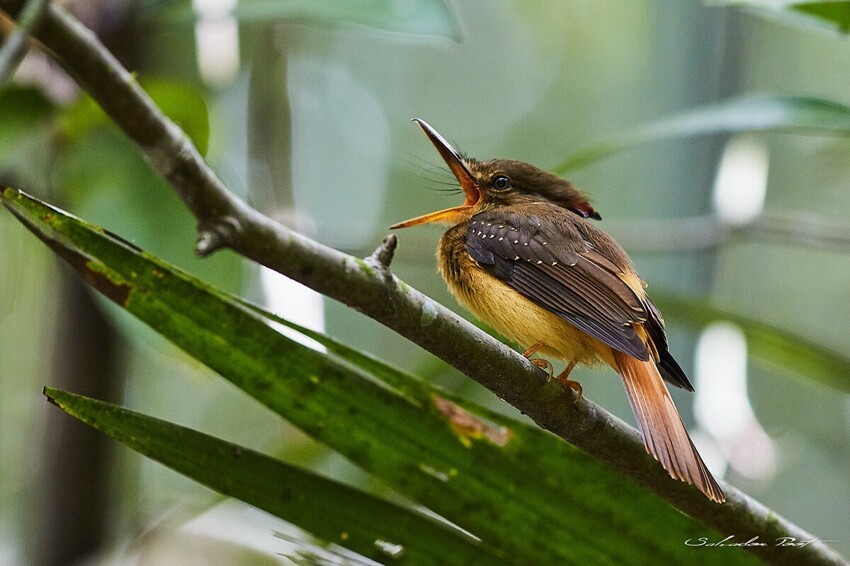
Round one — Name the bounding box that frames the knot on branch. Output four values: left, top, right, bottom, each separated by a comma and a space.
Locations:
365, 234, 398, 272
195, 215, 241, 257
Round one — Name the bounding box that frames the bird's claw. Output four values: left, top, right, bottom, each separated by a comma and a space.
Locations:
556, 361, 582, 404
529, 358, 554, 382
557, 376, 583, 403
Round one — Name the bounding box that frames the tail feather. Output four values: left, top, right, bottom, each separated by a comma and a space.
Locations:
613, 350, 725, 503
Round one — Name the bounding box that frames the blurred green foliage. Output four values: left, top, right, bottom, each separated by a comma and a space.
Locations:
146, 0, 459, 39
716, 1, 850, 33
59, 77, 210, 154
554, 95, 850, 174
656, 292, 850, 394
0, 86, 54, 186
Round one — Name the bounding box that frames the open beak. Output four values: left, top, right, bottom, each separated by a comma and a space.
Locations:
390, 119, 481, 229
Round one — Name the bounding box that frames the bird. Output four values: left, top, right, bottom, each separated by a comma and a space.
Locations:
390, 118, 724, 503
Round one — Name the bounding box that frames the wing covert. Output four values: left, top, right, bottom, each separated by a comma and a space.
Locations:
465, 211, 652, 361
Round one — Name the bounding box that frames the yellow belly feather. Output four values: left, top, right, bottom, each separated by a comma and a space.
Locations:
438, 246, 617, 370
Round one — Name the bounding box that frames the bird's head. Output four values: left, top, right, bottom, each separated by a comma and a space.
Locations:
390, 119, 601, 229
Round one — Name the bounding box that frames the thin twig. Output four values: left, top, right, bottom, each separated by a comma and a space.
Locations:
0, 0, 46, 84
743, 211, 850, 252
604, 214, 729, 253
365, 233, 398, 272
592, 212, 850, 255
0, 2, 845, 564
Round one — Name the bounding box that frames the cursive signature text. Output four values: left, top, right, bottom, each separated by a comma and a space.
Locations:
685, 536, 829, 548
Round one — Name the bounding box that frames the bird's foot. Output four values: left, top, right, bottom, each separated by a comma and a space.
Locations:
557, 377, 583, 401
521, 342, 544, 358
522, 342, 555, 381
556, 361, 582, 403
529, 358, 554, 382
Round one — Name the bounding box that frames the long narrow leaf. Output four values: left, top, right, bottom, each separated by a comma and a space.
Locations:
716, 1, 850, 34
791, 2, 850, 32
654, 293, 850, 393
3, 188, 757, 565
553, 95, 850, 173
43, 387, 484, 565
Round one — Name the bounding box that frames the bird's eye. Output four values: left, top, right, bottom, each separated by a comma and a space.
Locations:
492, 175, 511, 190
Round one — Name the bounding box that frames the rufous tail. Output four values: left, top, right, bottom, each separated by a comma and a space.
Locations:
613, 350, 725, 503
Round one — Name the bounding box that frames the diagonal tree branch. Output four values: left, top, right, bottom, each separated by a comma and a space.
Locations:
1, 2, 845, 564
0, 0, 47, 84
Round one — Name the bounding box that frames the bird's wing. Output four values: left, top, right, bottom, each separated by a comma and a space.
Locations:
464, 210, 652, 361
642, 296, 693, 390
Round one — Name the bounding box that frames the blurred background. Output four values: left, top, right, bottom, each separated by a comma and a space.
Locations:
1, 0, 849, 563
